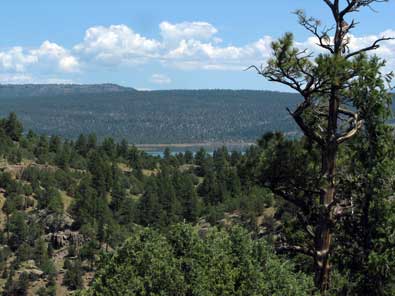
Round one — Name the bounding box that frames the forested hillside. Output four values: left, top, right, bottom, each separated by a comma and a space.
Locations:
0, 113, 317, 295
0, 85, 299, 143
0, 107, 394, 295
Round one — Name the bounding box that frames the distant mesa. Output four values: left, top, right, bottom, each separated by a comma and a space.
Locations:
0, 83, 137, 97
0, 84, 303, 143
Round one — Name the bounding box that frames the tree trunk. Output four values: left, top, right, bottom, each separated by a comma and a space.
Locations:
315, 89, 339, 293
6, 213, 10, 241
315, 148, 336, 292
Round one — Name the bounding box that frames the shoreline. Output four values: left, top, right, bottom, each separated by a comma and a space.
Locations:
134, 142, 256, 151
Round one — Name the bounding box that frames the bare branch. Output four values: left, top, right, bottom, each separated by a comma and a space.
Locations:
337, 120, 363, 144
276, 244, 315, 257
323, 0, 337, 18
287, 102, 325, 146
340, 0, 389, 17
296, 10, 335, 53
338, 107, 357, 117
340, 0, 358, 17
313, 107, 329, 118
244, 65, 261, 73
327, 194, 354, 219
345, 37, 394, 59
323, 0, 334, 10
336, 107, 363, 144
246, 63, 307, 95
270, 187, 309, 212
296, 212, 316, 239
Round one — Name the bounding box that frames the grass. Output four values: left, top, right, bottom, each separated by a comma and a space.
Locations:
60, 191, 73, 212
0, 193, 5, 230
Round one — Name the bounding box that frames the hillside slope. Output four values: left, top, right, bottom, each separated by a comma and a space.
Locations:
0, 85, 300, 143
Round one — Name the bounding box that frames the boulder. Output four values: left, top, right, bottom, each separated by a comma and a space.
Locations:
32, 209, 74, 232
46, 229, 86, 249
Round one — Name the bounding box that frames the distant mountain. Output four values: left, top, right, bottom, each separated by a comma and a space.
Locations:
0, 84, 302, 144
0, 83, 136, 97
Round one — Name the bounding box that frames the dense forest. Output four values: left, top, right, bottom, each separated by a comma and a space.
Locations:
0, 99, 393, 295
1, 85, 394, 146
0, 113, 316, 295
0, 85, 299, 143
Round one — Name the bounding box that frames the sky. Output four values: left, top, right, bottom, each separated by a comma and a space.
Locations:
0, 0, 394, 90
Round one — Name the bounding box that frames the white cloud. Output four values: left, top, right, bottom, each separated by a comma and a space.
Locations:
162, 35, 273, 70
74, 25, 161, 65
0, 47, 37, 72
0, 21, 394, 83
0, 74, 34, 83
0, 41, 79, 76
72, 22, 274, 71
150, 73, 171, 85
58, 56, 79, 72
33, 41, 80, 72
0, 74, 74, 84
159, 21, 217, 43
166, 40, 241, 60
296, 31, 395, 72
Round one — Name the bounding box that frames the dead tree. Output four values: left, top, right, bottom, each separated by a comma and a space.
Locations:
249, 0, 393, 293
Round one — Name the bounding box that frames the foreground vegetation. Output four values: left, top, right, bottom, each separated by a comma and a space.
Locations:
0, 106, 394, 295
0, 113, 315, 295
247, 0, 395, 293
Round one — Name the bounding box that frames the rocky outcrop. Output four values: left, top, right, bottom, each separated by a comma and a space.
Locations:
17, 260, 44, 281
45, 229, 86, 249
32, 209, 74, 233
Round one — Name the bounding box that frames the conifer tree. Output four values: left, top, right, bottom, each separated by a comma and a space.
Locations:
249, 0, 393, 292
4, 112, 23, 142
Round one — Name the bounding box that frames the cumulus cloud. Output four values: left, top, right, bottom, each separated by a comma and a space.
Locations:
0, 41, 79, 79
159, 21, 218, 43
71, 22, 274, 71
150, 73, 171, 85
0, 20, 394, 83
74, 25, 161, 65
161, 34, 274, 70
157, 22, 273, 70
32, 41, 80, 72
0, 47, 37, 72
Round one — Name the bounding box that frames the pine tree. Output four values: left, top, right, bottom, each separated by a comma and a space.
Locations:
138, 179, 160, 226
49, 135, 62, 154
64, 259, 84, 290
110, 180, 127, 213
4, 112, 23, 141
117, 139, 129, 159
75, 134, 88, 156
249, 0, 393, 292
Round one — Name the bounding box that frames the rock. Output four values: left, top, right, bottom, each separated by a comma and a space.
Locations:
17, 260, 44, 280
46, 229, 86, 249
198, 220, 210, 238
32, 209, 74, 232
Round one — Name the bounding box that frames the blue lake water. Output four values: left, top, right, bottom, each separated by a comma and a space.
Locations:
141, 143, 253, 157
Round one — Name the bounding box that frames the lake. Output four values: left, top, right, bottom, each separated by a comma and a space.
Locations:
137, 142, 255, 157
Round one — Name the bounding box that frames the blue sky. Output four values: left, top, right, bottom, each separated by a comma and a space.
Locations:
0, 0, 394, 90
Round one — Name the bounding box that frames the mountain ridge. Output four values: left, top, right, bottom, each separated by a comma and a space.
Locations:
0, 83, 299, 96
0, 84, 301, 143
0, 83, 136, 97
